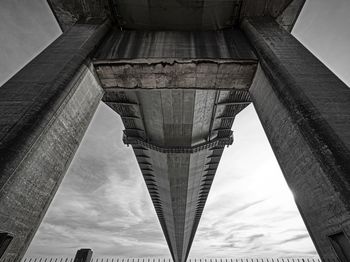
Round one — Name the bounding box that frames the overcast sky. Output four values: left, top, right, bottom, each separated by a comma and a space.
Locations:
1, 0, 350, 259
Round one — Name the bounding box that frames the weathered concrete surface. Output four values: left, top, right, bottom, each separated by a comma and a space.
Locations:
242, 17, 350, 260
0, 20, 110, 195
93, 29, 257, 90
276, 0, 305, 31
108, 89, 249, 262
0, 20, 109, 260
93, 28, 256, 262
48, 0, 305, 31
111, 0, 305, 31
95, 59, 256, 90
47, 0, 110, 31
94, 29, 256, 59
111, 0, 242, 30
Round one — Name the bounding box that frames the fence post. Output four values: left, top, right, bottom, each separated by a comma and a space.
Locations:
73, 249, 93, 262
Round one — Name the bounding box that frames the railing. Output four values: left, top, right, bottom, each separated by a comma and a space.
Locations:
17, 258, 323, 262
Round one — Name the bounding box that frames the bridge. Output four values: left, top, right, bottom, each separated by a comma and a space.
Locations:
0, 0, 350, 262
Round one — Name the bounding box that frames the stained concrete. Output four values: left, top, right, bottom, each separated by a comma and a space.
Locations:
93, 27, 256, 262
47, 0, 110, 31
107, 89, 249, 262
110, 0, 242, 31
95, 59, 256, 90
93, 29, 257, 91
94, 29, 256, 59
0, 20, 109, 260
48, 0, 305, 31
242, 17, 350, 260
276, 0, 305, 31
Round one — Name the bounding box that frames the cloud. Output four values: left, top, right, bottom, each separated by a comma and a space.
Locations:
188, 105, 318, 258
26, 103, 169, 257
0, 0, 61, 86
278, 234, 310, 245
223, 200, 266, 218
293, 0, 350, 87
247, 234, 265, 243
25, 103, 319, 259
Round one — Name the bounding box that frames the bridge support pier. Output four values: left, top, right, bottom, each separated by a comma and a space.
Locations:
242, 17, 350, 261
0, 20, 110, 260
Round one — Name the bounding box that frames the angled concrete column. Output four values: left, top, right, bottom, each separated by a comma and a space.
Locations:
0, 19, 110, 261
242, 17, 350, 260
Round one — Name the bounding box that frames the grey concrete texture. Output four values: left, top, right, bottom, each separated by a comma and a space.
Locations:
94, 28, 255, 262
0, 63, 103, 262
93, 29, 257, 91
113, 0, 242, 30
0, 20, 110, 193
47, 0, 305, 31
242, 17, 350, 260
103, 86, 250, 262
94, 29, 256, 59
275, 0, 305, 31
95, 59, 257, 91
47, 0, 110, 31
0, 20, 110, 260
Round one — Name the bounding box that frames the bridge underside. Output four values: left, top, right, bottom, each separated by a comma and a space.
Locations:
48, 0, 304, 32
92, 29, 256, 262
6, 1, 350, 262
44, 1, 306, 262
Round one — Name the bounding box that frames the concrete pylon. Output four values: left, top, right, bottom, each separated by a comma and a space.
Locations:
0, 19, 110, 260
242, 17, 350, 261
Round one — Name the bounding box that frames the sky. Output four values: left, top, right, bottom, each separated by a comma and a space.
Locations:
0, 0, 350, 259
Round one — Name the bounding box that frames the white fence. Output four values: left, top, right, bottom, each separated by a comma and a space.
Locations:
17, 258, 325, 262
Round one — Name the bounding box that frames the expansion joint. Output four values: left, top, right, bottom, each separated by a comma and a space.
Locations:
123, 132, 233, 154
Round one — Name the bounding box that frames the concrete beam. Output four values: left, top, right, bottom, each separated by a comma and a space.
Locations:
93, 29, 257, 91
242, 17, 350, 260
95, 59, 257, 90
0, 20, 110, 260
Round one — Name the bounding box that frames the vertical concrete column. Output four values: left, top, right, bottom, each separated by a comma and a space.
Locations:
242, 17, 350, 260
73, 249, 93, 262
0, 19, 110, 261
